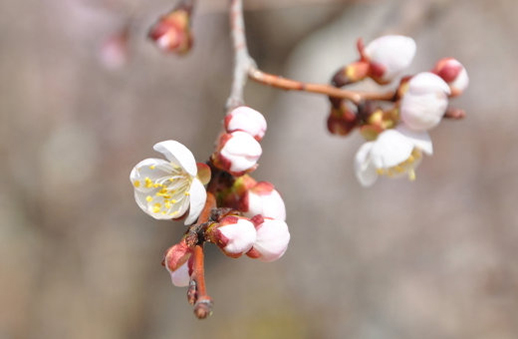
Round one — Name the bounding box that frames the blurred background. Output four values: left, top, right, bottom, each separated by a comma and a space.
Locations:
1, 0, 518, 338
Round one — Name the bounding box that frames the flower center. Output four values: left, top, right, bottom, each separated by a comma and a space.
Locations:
376, 148, 422, 181
145, 164, 192, 216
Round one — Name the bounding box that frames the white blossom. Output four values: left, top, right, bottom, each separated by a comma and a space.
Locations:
130, 140, 206, 224
244, 182, 286, 221
400, 72, 451, 131
355, 127, 433, 187
247, 218, 290, 262
363, 35, 416, 83
214, 216, 257, 257
214, 131, 262, 175
225, 106, 267, 141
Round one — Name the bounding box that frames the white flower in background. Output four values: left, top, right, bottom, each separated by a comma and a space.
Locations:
225, 106, 267, 141
209, 216, 257, 258
432, 57, 469, 97
212, 131, 262, 176
354, 127, 433, 187
399, 72, 451, 131
243, 181, 286, 221
246, 218, 290, 262
363, 35, 416, 83
130, 140, 207, 224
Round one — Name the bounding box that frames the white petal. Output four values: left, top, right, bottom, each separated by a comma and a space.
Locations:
354, 142, 378, 187
364, 35, 416, 81
170, 261, 190, 287
450, 67, 469, 94
396, 125, 433, 155
370, 130, 413, 169
253, 219, 290, 262
184, 178, 207, 225
153, 140, 197, 176
219, 219, 257, 254
220, 131, 262, 173
226, 106, 267, 140
408, 72, 451, 95
246, 189, 286, 221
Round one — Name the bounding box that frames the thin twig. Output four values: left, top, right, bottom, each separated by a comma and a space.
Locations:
227, 0, 396, 107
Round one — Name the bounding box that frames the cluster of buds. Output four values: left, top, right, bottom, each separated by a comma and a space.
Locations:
328, 35, 469, 186
130, 106, 289, 318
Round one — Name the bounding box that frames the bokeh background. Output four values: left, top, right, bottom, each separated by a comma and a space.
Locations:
1, 0, 518, 338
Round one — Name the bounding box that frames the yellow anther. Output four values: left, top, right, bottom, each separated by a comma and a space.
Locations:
171, 211, 179, 216
171, 199, 177, 204
149, 165, 156, 170
184, 191, 190, 196
146, 196, 153, 202
133, 181, 141, 188
145, 177, 154, 188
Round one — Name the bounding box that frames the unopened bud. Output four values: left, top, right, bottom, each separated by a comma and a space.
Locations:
361, 35, 416, 84
207, 215, 257, 258
399, 72, 450, 131
211, 131, 262, 176
244, 182, 286, 221
148, 9, 193, 55
163, 240, 193, 287
99, 28, 129, 70
225, 106, 267, 141
432, 57, 469, 97
327, 101, 358, 136
246, 218, 290, 262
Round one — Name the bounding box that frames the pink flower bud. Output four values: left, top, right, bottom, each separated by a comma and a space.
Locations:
225, 106, 267, 141
148, 9, 193, 55
244, 182, 286, 221
247, 218, 290, 262
361, 35, 416, 84
211, 131, 262, 176
99, 29, 129, 70
432, 58, 469, 97
163, 240, 193, 287
208, 216, 257, 258
399, 72, 451, 131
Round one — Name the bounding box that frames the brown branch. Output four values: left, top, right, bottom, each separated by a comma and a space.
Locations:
248, 68, 395, 104
192, 244, 213, 319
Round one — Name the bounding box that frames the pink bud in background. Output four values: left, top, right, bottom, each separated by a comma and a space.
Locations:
211, 131, 262, 176
208, 216, 257, 258
399, 72, 451, 131
163, 240, 193, 287
244, 181, 286, 221
225, 106, 267, 141
247, 218, 290, 262
361, 35, 416, 84
99, 29, 129, 70
432, 57, 469, 97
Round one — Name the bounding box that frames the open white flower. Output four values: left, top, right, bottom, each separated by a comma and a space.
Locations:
354, 127, 433, 187
363, 35, 416, 83
130, 140, 207, 224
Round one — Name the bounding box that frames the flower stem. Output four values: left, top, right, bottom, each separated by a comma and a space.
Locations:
191, 244, 213, 319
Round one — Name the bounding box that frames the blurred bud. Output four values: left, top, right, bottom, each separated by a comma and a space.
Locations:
163, 239, 193, 287
361, 35, 416, 84
246, 217, 290, 262
207, 215, 257, 258
211, 131, 262, 176
399, 72, 451, 131
327, 101, 358, 136
148, 9, 193, 55
432, 57, 469, 97
99, 28, 129, 70
244, 181, 286, 221
224, 106, 267, 141
331, 61, 370, 87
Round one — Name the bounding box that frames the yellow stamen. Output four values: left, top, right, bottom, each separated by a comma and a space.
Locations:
146, 196, 153, 202
133, 181, 141, 188
145, 177, 153, 188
